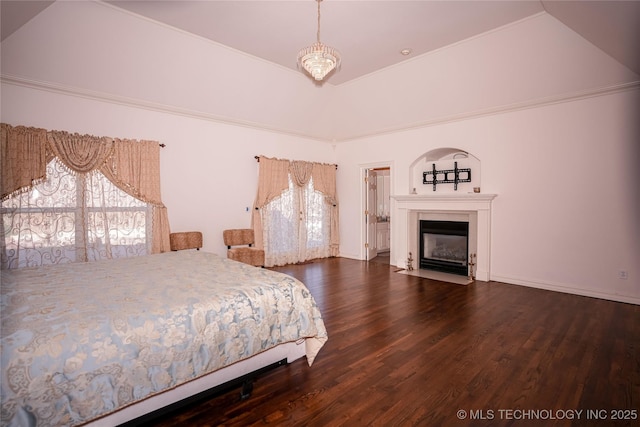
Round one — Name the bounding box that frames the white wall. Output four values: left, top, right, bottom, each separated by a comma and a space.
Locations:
0, 0, 341, 258
0, 0, 336, 141
335, 88, 640, 304
332, 13, 638, 141
2, 1, 638, 304
0, 83, 336, 257
4, 82, 636, 304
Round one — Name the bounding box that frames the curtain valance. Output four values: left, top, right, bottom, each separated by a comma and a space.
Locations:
1, 123, 170, 253
1, 124, 49, 200
48, 130, 114, 174
253, 156, 290, 210
253, 156, 337, 198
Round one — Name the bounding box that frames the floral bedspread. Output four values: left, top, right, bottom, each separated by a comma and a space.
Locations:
0, 251, 327, 426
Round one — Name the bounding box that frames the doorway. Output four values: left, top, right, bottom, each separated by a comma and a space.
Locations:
363, 165, 392, 264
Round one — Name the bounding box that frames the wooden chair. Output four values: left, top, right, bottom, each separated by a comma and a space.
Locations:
223, 229, 265, 267
169, 231, 203, 251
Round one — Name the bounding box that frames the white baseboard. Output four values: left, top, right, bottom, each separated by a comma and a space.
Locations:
337, 252, 363, 261
490, 274, 640, 305
333, 256, 639, 305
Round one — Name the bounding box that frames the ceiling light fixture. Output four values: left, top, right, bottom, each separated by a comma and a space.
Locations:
297, 0, 341, 81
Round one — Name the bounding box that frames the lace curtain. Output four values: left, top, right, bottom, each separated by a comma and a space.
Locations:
253, 156, 339, 267
1, 124, 170, 269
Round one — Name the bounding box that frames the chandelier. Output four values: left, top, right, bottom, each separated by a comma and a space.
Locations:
297, 0, 341, 81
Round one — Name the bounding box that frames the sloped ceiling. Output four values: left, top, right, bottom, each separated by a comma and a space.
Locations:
543, 1, 640, 76
1, 1, 639, 141
3, 1, 639, 82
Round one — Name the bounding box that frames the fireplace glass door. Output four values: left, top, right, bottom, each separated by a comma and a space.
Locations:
420, 220, 469, 276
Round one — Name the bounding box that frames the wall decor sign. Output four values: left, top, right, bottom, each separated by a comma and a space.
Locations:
423, 161, 471, 191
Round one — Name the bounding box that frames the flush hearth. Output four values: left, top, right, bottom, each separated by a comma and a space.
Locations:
420, 220, 469, 276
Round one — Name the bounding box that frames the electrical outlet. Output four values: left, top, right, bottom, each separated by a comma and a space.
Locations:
618, 270, 628, 280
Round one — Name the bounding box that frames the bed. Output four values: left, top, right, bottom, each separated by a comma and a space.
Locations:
0, 251, 328, 426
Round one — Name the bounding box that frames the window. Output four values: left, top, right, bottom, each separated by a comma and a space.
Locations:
1, 158, 151, 269
262, 176, 331, 266
253, 156, 338, 267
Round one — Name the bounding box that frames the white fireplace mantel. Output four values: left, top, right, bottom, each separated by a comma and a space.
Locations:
391, 193, 497, 281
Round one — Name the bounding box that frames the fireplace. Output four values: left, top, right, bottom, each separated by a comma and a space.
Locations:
392, 191, 495, 282
420, 220, 469, 276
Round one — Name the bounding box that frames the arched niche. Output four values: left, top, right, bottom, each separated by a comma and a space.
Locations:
408, 148, 481, 194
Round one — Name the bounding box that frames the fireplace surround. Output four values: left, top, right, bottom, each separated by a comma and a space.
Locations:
392, 194, 496, 282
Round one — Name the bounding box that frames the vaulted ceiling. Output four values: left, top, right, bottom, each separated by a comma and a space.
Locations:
3, 1, 639, 85
2, 1, 639, 141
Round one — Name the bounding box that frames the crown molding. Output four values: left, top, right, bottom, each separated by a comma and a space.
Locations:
0, 73, 328, 143
336, 80, 640, 142
2, 73, 638, 143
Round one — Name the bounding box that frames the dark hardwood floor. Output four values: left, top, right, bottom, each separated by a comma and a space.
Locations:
149, 257, 639, 426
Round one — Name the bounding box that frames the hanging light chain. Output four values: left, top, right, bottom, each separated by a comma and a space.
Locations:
316, 0, 322, 43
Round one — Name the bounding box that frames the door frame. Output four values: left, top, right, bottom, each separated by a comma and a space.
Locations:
359, 161, 394, 262
365, 168, 378, 261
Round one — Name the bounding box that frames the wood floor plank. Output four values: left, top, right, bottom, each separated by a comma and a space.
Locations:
144, 257, 639, 426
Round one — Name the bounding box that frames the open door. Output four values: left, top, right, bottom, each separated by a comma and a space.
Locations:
365, 169, 378, 260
